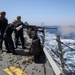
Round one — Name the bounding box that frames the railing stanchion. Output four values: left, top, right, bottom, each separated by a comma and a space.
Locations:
56, 34, 66, 74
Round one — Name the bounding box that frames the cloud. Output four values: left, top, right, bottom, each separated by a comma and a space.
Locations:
59, 26, 75, 35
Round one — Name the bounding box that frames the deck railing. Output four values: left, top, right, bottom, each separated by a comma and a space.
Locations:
43, 47, 64, 75
44, 34, 75, 75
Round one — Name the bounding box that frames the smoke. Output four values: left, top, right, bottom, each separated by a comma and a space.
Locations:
59, 26, 75, 36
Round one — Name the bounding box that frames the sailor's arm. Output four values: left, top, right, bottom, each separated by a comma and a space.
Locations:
16, 25, 23, 31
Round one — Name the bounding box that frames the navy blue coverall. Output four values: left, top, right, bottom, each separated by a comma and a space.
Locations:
3, 24, 16, 53
15, 22, 25, 48
0, 17, 8, 50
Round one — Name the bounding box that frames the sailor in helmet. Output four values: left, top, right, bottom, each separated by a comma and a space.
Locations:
3, 20, 17, 54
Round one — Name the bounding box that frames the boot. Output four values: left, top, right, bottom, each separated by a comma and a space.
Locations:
12, 50, 17, 55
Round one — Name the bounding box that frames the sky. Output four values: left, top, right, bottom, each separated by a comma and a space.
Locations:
0, 0, 75, 26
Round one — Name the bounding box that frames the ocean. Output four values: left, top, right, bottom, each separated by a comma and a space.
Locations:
45, 26, 75, 74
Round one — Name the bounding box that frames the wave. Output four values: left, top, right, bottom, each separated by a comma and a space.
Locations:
45, 31, 75, 73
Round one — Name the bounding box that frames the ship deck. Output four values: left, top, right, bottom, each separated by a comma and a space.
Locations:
0, 48, 55, 75
0, 31, 55, 75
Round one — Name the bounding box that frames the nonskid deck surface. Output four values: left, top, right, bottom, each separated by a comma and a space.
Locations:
0, 47, 44, 75
0, 46, 55, 75
0, 32, 55, 75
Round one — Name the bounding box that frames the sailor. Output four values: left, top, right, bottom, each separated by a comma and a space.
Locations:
0, 11, 8, 50
15, 16, 25, 49
32, 26, 38, 40
24, 21, 29, 27
3, 20, 17, 54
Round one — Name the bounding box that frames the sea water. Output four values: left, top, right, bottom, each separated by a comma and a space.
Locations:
45, 26, 75, 74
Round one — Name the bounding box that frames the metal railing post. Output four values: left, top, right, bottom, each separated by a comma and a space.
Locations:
56, 34, 66, 74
